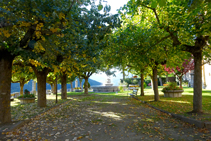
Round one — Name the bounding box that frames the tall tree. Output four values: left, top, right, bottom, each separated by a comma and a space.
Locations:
0, 0, 89, 123
124, 0, 211, 113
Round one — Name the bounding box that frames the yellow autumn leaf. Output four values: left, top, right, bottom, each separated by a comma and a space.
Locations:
3, 30, 11, 38
93, 57, 96, 63
50, 28, 57, 33
59, 13, 65, 20
35, 31, 42, 38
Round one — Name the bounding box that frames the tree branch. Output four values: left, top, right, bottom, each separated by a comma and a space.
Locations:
152, 8, 161, 25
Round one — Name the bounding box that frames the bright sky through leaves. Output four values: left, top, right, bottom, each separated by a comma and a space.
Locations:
90, 0, 130, 85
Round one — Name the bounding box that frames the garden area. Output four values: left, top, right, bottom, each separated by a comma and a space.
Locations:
1, 0, 211, 140
1, 90, 211, 140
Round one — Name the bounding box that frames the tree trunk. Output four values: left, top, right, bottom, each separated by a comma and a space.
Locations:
166, 75, 168, 83
70, 82, 73, 92
179, 76, 183, 88
55, 75, 58, 103
79, 78, 83, 90
61, 73, 67, 99
192, 51, 202, 113
20, 79, 25, 96
123, 69, 125, 81
84, 77, 89, 94
50, 83, 54, 94
153, 66, 159, 101
0, 52, 14, 123
140, 73, 144, 96
53, 80, 57, 94
159, 76, 163, 86
150, 76, 154, 90
32, 67, 49, 107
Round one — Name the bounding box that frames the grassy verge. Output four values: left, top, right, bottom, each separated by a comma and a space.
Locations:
135, 86, 211, 121
11, 95, 70, 121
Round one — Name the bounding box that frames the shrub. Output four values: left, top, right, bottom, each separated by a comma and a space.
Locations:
143, 82, 147, 88
18, 89, 35, 98
119, 85, 124, 92
162, 82, 183, 92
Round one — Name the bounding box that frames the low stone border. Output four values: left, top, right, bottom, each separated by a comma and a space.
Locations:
131, 95, 211, 129
0, 99, 72, 135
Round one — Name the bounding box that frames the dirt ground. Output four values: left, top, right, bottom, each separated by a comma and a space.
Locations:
1, 94, 211, 141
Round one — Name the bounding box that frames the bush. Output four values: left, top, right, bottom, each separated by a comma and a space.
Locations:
124, 78, 140, 87
162, 82, 183, 92
143, 82, 147, 88
83, 82, 90, 89
133, 79, 138, 85
119, 85, 124, 92
144, 79, 151, 86
18, 89, 35, 98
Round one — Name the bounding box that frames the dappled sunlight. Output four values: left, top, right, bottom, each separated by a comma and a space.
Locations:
86, 109, 123, 121
141, 118, 155, 123
160, 99, 191, 104
92, 101, 120, 105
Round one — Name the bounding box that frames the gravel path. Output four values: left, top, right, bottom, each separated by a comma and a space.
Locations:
1, 94, 210, 141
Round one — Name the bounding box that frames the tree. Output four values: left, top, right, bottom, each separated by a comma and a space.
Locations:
12, 59, 36, 96
124, 0, 211, 113
46, 73, 57, 94
67, 74, 77, 92
164, 58, 194, 87
0, 0, 90, 123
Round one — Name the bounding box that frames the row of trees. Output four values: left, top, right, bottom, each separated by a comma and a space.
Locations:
104, 0, 211, 114
0, 0, 121, 124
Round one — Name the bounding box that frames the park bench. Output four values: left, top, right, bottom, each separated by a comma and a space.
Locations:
10, 92, 20, 101
128, 89, 138, 98
46, 90, 52, 95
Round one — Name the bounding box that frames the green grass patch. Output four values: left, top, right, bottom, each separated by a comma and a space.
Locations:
136, 87, 211, 121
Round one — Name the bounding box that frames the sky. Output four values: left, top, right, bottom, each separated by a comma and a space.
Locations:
102, 0, 129, 14
90, 0, 131, 86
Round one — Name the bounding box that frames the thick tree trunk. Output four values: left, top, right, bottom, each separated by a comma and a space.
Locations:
70, 82, 73, 92
61, 73, 67, 99
153, 66, 159, 101
20, 79, 25, 96
84, 77, 89, 94
32, 67, 49, 107
0, 52, 14, 124
140, 73, 144, 96
192, 51, 203, 113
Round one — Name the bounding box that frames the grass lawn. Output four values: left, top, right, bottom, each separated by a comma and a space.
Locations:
135, 86, 211, 121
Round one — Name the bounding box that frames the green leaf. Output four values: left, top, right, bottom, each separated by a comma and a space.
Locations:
98, 5, 103, 11
151, 1, 157, 8
159, 0, 166, 7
